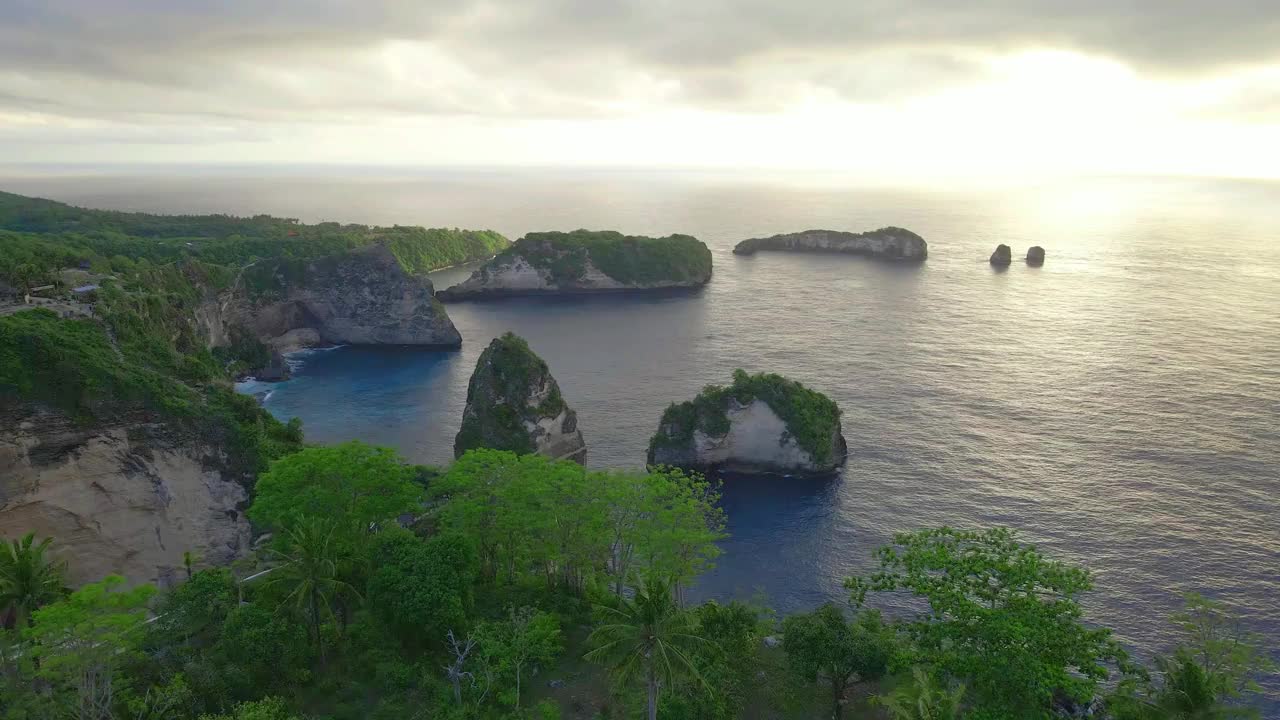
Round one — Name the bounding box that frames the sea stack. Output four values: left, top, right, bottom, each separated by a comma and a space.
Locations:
990, 244, 1012, 266
733, 227, 927, 261
647, 369, 846, 476
1027, 246, 1046, 266
454, 332, 586, 463
438, 230, 712, 300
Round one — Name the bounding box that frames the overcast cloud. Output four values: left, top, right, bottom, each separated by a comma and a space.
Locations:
1, 0, 1278, 175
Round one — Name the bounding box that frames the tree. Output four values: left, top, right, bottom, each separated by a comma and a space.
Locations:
261, 517, 359, 658
603, 467, 725, 602
0, 532, 69, 629
248, 441, 422, 535
874, 667, 967, 720
475, 606, 562, 708
434, 451, 724, 597
26, 575, 156, 720
365, 529, 477, 650
661, 600, 763, 720
197, 696, 300, 720
846, 528, 1130, 719
205, 605, 312, 706
782, 604, 896, 719
1112, 594, 1274, 720
585, 577, 709, 720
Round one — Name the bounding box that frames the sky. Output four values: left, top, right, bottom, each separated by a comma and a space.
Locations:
2, 0, 1279, 181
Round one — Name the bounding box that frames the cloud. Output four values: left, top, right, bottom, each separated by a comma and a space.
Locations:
1, 0, 1278, 125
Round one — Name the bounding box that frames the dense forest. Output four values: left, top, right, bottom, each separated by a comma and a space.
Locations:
0, 192, 1273, 719
2, 446, 1272, 719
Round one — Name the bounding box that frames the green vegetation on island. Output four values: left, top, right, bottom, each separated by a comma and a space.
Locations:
649, 368, 844, 465
497, 229, 712, 286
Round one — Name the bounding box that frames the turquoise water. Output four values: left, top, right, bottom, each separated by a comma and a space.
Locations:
7, 169, 1279, 707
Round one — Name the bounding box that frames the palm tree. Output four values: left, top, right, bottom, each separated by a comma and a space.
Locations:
584, 576, 709, 720
263, 517, 359, 659
0, 532, 68, 629
1146, 650, 1256, 720
875, 667, 966, 720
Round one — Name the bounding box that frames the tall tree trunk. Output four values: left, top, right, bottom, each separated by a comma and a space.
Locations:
831, 677, 844, 720
647, 670, 659, 720
515, 663, 522, 708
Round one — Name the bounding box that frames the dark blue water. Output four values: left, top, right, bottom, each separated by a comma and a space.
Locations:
6, 169, 1278, 706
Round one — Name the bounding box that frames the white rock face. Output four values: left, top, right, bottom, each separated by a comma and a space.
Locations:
0, 409, 251, 588
649, 396, 847, 475
690, 400, 817, 471
527, 407, 587, 461
733, 227, 927, 261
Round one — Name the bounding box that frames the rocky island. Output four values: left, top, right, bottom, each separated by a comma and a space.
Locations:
454, 333, 586, 462
990, 244, 1013, 266
732, 227, 927, 261
648, 369, 847, 475
438, 230, 713, 300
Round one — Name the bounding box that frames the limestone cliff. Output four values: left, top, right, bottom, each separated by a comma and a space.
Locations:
732, 227, 927, 261
225, 244, 461, 352
454, 333, 586, 463
0, 406, 252, 588
648, 370, 846, 475
439, 230, 712, 300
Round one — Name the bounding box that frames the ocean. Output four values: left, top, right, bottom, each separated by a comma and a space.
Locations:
4, 167, 1277, 707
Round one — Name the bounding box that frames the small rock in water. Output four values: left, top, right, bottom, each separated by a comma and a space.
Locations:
763, 635, 781, 648
1027, 246, 1046, 266
990, 244, 1012, 266
547, 679, 565, 689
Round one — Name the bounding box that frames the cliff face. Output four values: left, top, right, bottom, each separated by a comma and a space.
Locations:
0, 406, 251, 588
732, 227, 927, 261
648, 370, 847, 475
224, 244, 461, 352
438, 231, 713, 300
454, 333, 586, 463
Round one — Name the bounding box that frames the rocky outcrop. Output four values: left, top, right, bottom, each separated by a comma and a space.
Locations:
454, 333, 586, 463
0, 406, 252, 588
990, 244, 1012, 266
732, 227, 927, 261
254, 349, 292, 382
221, 244, 461, 352
439, 230, 712, 300
648, 370, 846, 475
1027, 246, 1046, 266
